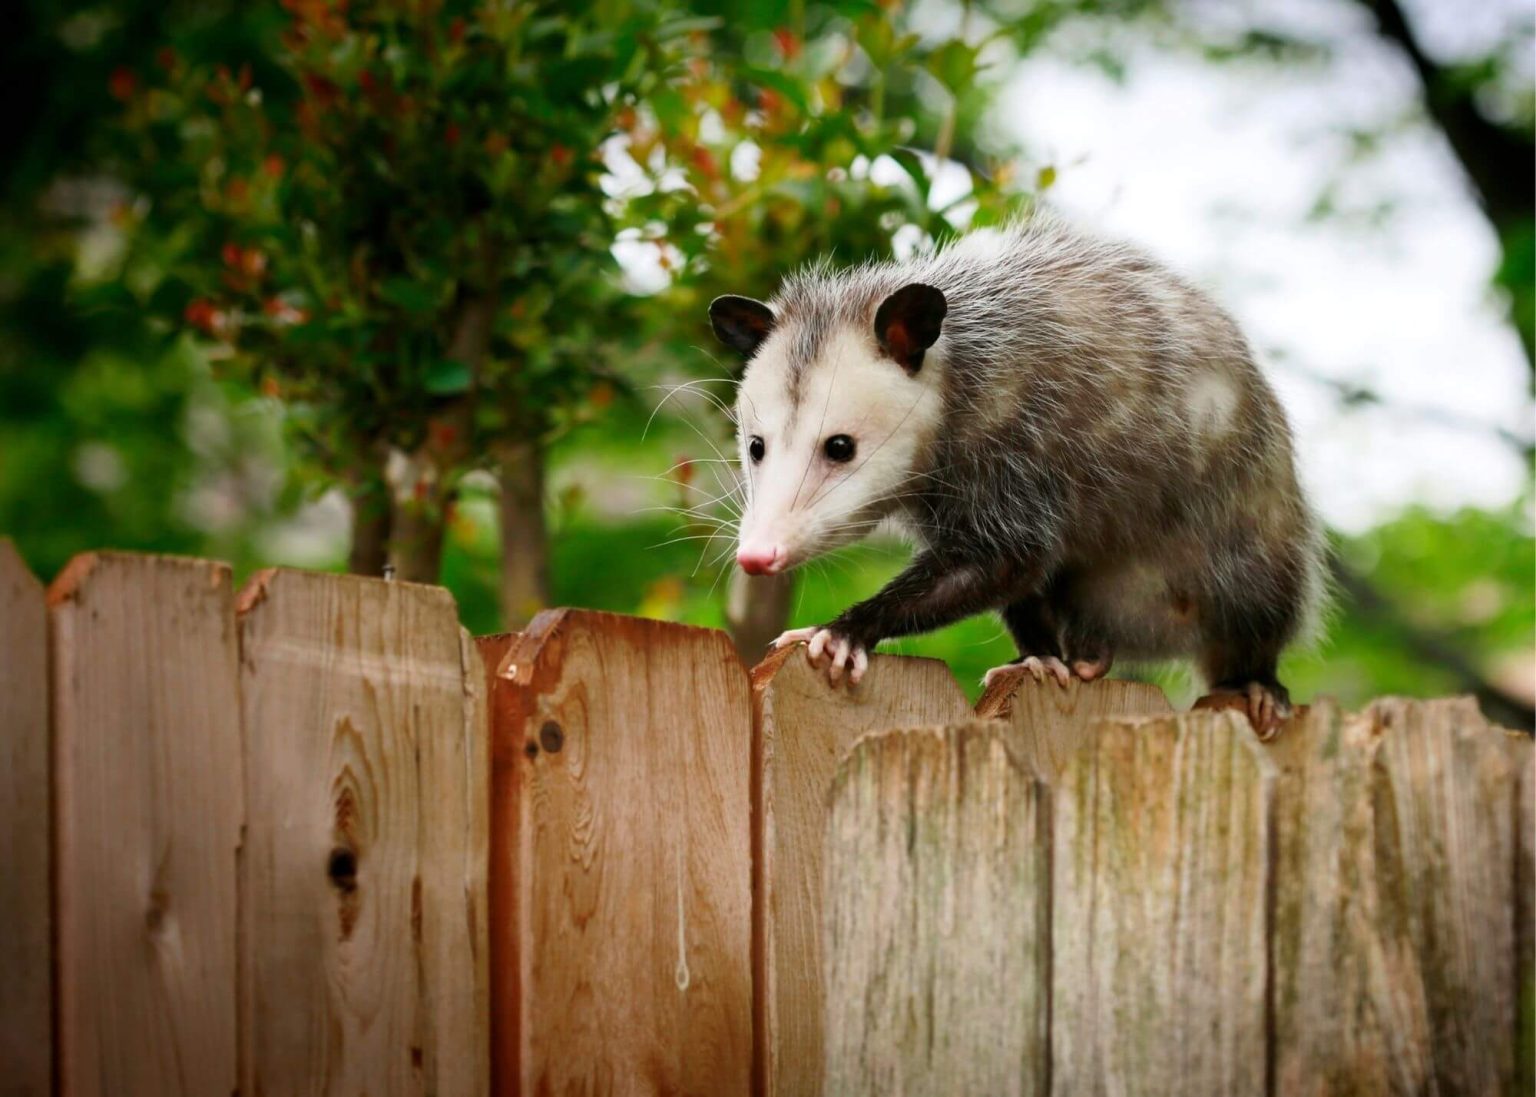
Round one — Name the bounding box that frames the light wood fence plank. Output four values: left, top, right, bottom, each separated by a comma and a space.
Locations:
1269, 700, 1428, 1095
975, 672, 1171, 779
822, 723, 1047, 1097
0, 541, 50, 1097
237, 569, 488, 1097
490, 609, 753, 1095
49, 552, 242, 1096
1370, 698, 1524, 1095
1517, 739, 1535, 1095
751, 646, 970, 1097
1050, 709, 1273, 1097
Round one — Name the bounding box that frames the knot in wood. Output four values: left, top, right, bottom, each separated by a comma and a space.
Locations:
327, 846, 359, 893
539, 721, 564, 754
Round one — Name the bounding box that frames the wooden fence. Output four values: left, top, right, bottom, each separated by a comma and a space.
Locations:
1, 545, 1530, 1096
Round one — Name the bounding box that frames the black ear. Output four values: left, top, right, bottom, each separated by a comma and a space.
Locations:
874, 283, 947, 372
709, 295, 775, 357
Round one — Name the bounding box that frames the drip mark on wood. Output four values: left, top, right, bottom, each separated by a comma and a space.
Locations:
675, 843, 690, 992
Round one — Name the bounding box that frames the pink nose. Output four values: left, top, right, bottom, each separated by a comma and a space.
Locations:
737, 545, 785, 576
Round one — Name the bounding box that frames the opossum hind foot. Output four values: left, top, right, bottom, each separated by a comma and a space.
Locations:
1196, 679, 1293, 741
982, 652, 1112, 691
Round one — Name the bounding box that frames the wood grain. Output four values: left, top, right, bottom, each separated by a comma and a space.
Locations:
49, 552, 242, 1096
751, 645, 971, 1097
1268, 700, 1414, 1095
974, 671, 1172, 779
492, 609, 753, 1096
1269, 697, 1533, 1096
822, 723, 1047, 1097
0, 541, 50, 1097
1517, 735, 1535, 1096
237, 568, 489, 1097
475, 631, 519, 1097
1369, 697, 1524, 1095
1050, 709, 1273, 1097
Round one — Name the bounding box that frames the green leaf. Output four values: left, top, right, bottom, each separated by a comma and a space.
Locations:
377, 277, 442, 314
423, 358, 472, 395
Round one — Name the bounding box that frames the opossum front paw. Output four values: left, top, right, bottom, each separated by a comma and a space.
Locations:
774, 626, 869, 687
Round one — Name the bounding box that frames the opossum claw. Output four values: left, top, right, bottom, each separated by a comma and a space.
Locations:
770, 626, 821, 650
1196, 681, 1293, 741
778, 626, 867, 688
1019, 654, 1073, 688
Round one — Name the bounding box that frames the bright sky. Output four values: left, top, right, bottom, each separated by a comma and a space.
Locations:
997, 2, 1532, 532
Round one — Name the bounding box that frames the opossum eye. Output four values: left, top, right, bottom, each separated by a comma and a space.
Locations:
822, 434, 855, 463
749, 436, 765, 463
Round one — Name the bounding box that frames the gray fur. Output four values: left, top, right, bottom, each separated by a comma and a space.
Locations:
736, 215, 1324, 699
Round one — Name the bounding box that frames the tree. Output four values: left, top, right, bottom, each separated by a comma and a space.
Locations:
108, 0, 699, 626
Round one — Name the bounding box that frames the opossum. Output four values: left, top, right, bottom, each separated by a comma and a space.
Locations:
709, 216, 1323, 737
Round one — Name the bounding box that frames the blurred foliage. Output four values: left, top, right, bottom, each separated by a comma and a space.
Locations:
0, 0, 1531, 716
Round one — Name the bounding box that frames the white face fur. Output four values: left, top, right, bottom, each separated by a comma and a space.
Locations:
734, 325, 944, 574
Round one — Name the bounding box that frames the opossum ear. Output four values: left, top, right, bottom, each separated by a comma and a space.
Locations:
709, 296, 775, 358
875, 283, 947, 372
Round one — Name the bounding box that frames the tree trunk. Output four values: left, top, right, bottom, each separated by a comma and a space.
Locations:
725, 569, 795, 666
497, 439, 549, 629
347, 472, 393, 577
388, 446, 447, 584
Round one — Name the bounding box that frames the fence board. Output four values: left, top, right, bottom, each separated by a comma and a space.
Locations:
490, 609, 753, 1095
975, 672, 1172, 778
1518, 741, 1535, 1096
822, 723, 1047, 1097
0, 541, 50, 1097
49, 553, 242, 1096
1268, 701, 1426, 1094
1050, 709, 1273, 1097
237, 569, 488, 1097
1370, 698, 1524, 1095
475, 631, 518, 1097
751, 646, 970, 1097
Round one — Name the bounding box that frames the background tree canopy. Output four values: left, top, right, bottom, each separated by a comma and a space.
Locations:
1, 0, 1531, 726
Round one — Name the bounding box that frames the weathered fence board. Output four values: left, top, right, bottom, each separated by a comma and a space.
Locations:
490, 609, 753, 1095
976, 670, 1172, 778
823, 723, 1048, 1097
49, 553, 243, 1097
237, 569, 489, 1097
1270, 699, 1532, 1096
1370, 698, 1524, 1095
751, 645, 970, 1097
1050, 709, 1275, 1097
0, 541, 50, 1097
1268, 701, 1414, 1096
1519, 743, 1536, 1097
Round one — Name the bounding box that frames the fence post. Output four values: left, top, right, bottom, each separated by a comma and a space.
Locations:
0, 541, 50, 1097
488, 609, 754, 1095
237, 568, 489, 1097
751, 646, 971, 1097
48, 553, 243, 1097
822, 723, 1049, 1096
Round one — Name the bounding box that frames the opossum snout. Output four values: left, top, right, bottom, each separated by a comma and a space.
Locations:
737, 542, 787, 576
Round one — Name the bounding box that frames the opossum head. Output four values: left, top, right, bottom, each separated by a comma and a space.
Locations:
709, 284, 948, 575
